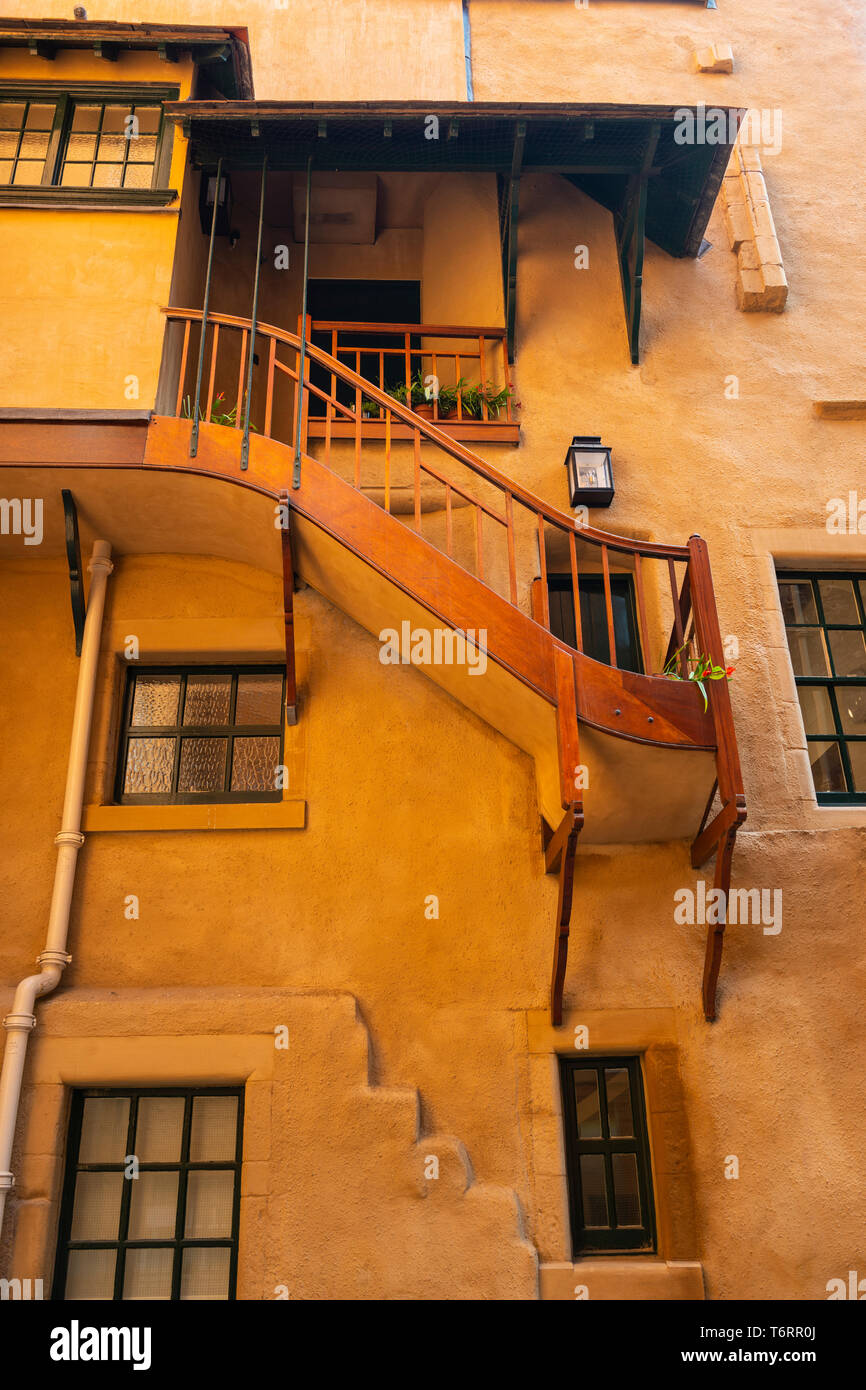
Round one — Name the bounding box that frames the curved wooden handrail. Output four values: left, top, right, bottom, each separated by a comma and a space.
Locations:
162, 306, 689, 561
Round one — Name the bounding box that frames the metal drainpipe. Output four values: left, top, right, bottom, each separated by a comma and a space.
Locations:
0, 539, 114, 1239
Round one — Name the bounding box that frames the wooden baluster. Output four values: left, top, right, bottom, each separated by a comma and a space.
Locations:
633, 553, 651, 673
264, 335, 276, 438
479, 335, 489, 422
432, 351, 439, 422
205, 322, 219, 422
601, 544, 617, 668
414, 428, 422, 532
379, 349, 385, 394
404, 331, 412, 414
455, 352, 463, 420
669, 557, 687, 675
505, 492, 517, 605
175, 317, 191, 417
537, 515, 551, 630
568, 528, 583, 652
235, 328, 248, 428
476, 505, 485, 582
384, 407, 391, 513
446, 484, 453, 556
354, 380, 362, 489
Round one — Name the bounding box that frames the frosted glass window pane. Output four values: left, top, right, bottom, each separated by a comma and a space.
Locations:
124, 737, 175, 794
123, 1248, 173, 1301
579, 1154, 609, 1228
72, 104, 101, 131
19, 132, 49, 159
572, 1071, 601, 1138
0, 160, 13, 183
97, 134, 126, 161
102, 106, 131, 134
235, 674, 283, 725
0, 132, 17, 157
183, 674, 232, 726
79, 1096, 129, 1162
0, 103, 25, 129
65, 133, 96, 160
177, 738, 227, 793
60, 163, 91, 187
26, 103, 56, 130
128, 1171, 178, 1240
123, 162, 153, 189
190, 1096, 238, 1161
184, 1170, 235, 1238
136, 107, 161, 135
13, 161, 42, 185
231, 736, 280, 791
128, 136, 158, 163
66, 1249, 116, 1300
131, 675, 180, 726
180, 1246, 231, 1300
605, 1068, 634, 1138
135, 1097, 185, 1162
70, 1172, 124, 1241
93, 164, 123, 189
612, 1152, 642, 1227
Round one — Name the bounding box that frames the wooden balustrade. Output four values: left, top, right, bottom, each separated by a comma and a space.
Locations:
162, 306, 705, 679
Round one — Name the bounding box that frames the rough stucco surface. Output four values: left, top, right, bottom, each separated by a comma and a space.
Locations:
1, 0, 866, 1300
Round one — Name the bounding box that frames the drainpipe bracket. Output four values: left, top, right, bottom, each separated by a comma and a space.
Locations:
54, 831, 84, 849
0, 1171, 14, 1190
37, 950, 72, 969
3, 1013, 36, 1031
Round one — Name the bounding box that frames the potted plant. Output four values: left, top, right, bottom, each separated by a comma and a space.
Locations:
660, 645, 735, 711
458, 381, 514, 420
387, 371, 431, 416
361, 398, 380, 420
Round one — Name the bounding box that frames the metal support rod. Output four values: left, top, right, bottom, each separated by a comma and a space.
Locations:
292, 155, 313, 490
241, 154, 268, 471
190, 156, 222, 458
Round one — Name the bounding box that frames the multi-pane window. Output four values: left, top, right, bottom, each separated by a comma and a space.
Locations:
778, 573, 866, 802
53, 1089, 243, 1301
0, 90, 172, 190
117, 666, 285, 804
560, 1056, 655, 1253
547, 574, 644, 672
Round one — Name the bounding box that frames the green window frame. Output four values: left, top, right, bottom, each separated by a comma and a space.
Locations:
0, 83, 177, 196
778, 572, 866, 803
560, 1056, 655, 1254
116, 665, 286, 806
53, 1088, 244, 1301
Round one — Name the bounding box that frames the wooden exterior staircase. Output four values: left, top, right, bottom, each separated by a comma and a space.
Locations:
146, 307, 748, 1021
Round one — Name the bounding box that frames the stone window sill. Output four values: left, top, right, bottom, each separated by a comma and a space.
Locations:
540, 1259, 705, 1301
82, 800, 306, 833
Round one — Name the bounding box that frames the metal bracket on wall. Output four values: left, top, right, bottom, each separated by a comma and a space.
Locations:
61, 488, 86, 657
279, 489, 298, 726
615, 121, 660, 365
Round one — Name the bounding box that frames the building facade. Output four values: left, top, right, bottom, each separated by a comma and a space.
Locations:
0, 1, 864, 1302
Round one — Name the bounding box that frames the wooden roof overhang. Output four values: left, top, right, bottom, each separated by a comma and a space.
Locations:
0, 19, 254, 99
163, 100, 743, 362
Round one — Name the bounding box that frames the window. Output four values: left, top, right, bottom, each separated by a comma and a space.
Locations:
0, 86, 175, 191
53, 1089, 243, 1301
778, 573, 866, 802
117, 666, 285, 805
547, 573, 644, 672
560, 1056, 655, 1253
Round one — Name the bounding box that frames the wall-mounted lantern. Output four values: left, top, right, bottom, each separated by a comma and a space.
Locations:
199, 168, 233, 236
563, 435, 614, 508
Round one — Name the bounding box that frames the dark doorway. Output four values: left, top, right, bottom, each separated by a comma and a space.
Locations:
306, 279, 421, 415
548, 573, 644, 673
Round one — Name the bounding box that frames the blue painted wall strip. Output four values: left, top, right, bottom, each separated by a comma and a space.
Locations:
462, 0, 474, 101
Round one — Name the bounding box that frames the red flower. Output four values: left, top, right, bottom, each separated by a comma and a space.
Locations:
725, 666, 736, 676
